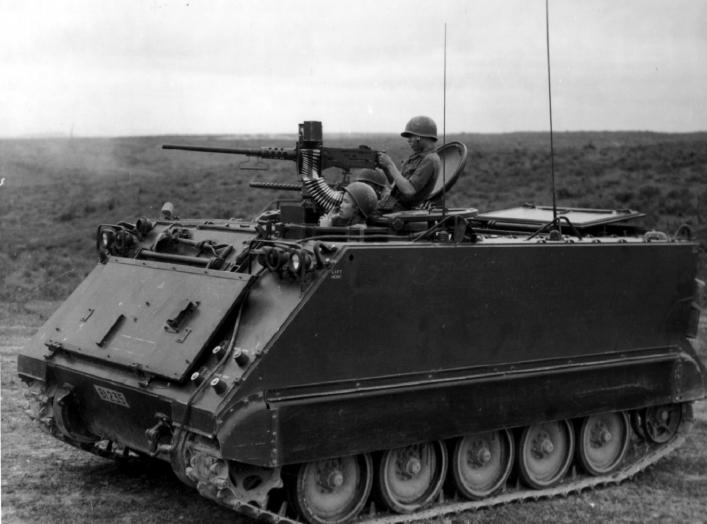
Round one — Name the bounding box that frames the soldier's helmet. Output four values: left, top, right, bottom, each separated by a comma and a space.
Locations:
401, 116, 438, 141
353, 169, 388, 192
344, 182, 378, 218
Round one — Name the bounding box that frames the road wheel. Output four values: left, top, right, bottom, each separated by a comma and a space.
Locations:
452, 429, 514, 499
518, 420, 574, 489
577, 412, 629, 475
377, 441, 447, 513
292, 454, 373, 524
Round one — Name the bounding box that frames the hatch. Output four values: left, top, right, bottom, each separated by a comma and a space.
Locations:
476, 204, 644, 230
42, 258, 252, 381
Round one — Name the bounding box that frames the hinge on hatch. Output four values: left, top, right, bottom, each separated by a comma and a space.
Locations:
44, 340, 64, 359
130, 362, 155, 388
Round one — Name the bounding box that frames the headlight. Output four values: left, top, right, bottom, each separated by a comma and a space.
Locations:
259, 245, 315, 279
289, 249, 313, 277
289, 251, 302, 273
266, 247, 286, 271
96, 227, 116, 253
101, 231, 114, 249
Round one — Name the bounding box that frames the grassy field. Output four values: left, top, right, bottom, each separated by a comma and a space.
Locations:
1, 131, 707, 522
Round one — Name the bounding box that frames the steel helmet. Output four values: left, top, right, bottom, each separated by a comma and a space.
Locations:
353, 168, 388, 191
344, 182, 378, 218
401, 116, 438, 141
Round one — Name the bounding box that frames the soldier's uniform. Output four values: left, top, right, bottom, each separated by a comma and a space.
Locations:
378, 150, 441, 212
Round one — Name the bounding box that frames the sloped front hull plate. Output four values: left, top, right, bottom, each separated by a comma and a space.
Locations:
40, 258, 252, 381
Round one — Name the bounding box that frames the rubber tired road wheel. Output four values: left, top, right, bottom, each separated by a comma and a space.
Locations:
518, 420, 574, 489
377, 441, 448, 514
452, 429, 515, 500
577, 412, 630, 475
293, 454, 373, 524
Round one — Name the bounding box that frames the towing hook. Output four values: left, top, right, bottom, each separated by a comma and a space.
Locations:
145, 415, 173, 456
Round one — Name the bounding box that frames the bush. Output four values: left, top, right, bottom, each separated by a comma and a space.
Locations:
57, 208, 76, 222
638, 185, 661, 199
614, 191, 634, 204
556, 187, 577, 199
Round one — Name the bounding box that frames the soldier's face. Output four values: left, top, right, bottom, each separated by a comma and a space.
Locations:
407, 135, 423, 153
339, 193, 356, 220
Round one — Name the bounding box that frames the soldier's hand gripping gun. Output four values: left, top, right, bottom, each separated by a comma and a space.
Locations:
163, 121, 380, 211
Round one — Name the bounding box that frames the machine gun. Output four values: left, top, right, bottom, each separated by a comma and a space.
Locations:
163, 120, 379, 175
163, 120, 381, 222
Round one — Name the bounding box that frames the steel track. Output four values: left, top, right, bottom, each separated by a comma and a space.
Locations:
183, 411, 693, 524
25, 383, 693, 524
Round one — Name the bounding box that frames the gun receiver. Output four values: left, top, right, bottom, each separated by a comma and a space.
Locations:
162, 121, 379, 171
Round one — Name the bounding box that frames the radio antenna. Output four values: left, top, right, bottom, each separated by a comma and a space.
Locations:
545, 0, 558, 222
441, 22, 448, 217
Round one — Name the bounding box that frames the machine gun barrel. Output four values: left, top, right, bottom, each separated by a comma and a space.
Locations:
162, 144, 297, 161
163, 122, 380, 172
163, 144, 379, 171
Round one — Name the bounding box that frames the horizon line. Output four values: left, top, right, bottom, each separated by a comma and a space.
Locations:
2, 128, 707, 140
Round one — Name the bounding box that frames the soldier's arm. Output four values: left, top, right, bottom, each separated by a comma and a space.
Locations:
397, 157, 437, 203
377, 153, 417, 198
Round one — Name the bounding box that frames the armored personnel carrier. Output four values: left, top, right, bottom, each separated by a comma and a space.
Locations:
18, 121, 705, 523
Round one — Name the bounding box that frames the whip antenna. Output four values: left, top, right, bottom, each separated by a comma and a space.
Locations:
443, 23, 447, 146
545, 0, 558, 222
441, 22, 448, 217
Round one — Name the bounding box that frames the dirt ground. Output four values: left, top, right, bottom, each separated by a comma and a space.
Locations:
2, 320, 707, 524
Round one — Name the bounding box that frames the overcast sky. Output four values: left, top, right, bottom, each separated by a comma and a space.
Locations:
1, 0, 705, 137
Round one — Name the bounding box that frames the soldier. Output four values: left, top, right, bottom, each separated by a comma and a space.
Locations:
352, 168, 389, 199
377, 116, 441, 212
319, 181, 378, 227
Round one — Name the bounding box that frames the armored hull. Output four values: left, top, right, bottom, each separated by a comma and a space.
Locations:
18, 201, 705, 523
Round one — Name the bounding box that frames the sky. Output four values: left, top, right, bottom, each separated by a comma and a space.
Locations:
1, 0, 705, 137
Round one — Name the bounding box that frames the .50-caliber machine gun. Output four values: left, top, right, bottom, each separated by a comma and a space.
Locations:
163, 120, 380, 221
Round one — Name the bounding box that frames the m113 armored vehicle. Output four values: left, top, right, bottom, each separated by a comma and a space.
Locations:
18, 121, 705, 523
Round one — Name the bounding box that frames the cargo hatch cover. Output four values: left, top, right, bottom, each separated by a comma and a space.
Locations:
475, 205, 644, 229
44, 258, 252, 381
